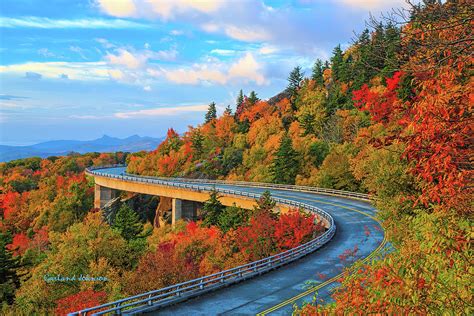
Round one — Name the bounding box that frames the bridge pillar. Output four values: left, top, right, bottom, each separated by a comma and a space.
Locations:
94, 184, 119, 209
172, 198, 200, 225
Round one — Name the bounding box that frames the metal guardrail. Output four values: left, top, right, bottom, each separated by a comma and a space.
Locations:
87, 164, 372, 201
70, 165, 341, 315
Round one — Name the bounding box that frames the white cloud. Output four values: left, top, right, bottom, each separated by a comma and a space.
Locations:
106, 49, 146, 69
0, 61, 110, 81
338, 0, 406, 10
114, 104, 208, 118
93, 0, 408, 56
210, 49, 236, 56
1, 49, 264, 86
105, 47, 177, 70
108, 69, 125, 80
0, 16, 149, 29
201, 23, 270, 42
163, 67, 228, 85
228, 53, 266, 85
258, 44, 279, 55
222, 25, 271, 42
96, 0, 136, 17
96, 0, 224, 20
161, 52, 267, 86
0, 101, 27, 109
145, 0, 224, 20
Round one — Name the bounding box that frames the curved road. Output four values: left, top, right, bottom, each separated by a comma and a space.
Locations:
96, 167, 385, 315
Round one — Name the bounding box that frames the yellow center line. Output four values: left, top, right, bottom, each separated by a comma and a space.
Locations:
256, 196, 387, 315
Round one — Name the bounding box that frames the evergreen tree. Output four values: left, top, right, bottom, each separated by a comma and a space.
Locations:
311, 59, 324, 86
271, 135, 300, 184
248, 91, 259, 105
222, 147, 243, 174
323, 60, 330, 70
300, 112, 316, 136
381, 22, 401, 78
369, 22, 386, 73
352, 29, 372, 89
205, 102, 217, 123
0, 232, 21, 305
287, 66, 304, 104
191, 129, 204, 160
331, 45, 345, 82
255, 190, 276, 213
309, 141, 330, 167
112, 204, 143, 241
236, 89, 244, 107
217, 204, 248, 233
235, 89, 245, 119
224, 105, 232, 115
202, 188, 225, 227
324, 84, 351, 114
236, 118, 250, 133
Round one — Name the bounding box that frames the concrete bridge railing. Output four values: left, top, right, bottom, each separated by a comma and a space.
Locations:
71, 165, 340, 315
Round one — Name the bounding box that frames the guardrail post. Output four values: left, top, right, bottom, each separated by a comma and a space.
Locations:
114, 303, 122, 315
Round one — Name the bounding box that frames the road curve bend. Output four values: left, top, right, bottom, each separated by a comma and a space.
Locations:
83, 166, 385, 316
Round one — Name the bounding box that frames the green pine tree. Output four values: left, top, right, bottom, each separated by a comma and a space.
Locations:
254, 190, 276, 213
191, 129, 204, 160
217, 204, 248, 233
0, 232, 21, 304
235, 89, 245, 119
271, 135, 300, 184
236, 89, 244, 107
205, 102, 217, 123
248, 91, 259, 105
113, 204, 143, 241
300, 112, 316, 136
309, 141, 330, 167
224, 105, 232, 115
311, 59, 324, 86
287, 66, 304, 110
288, 66, 304, 94
331, 45, 345, 82
202, 188, 225, 227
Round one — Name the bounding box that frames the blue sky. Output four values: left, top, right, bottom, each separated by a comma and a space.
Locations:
0, 0, 407, 145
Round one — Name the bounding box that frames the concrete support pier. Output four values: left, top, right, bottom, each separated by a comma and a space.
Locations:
94, 184, 119, 209
172, 198, 200, 225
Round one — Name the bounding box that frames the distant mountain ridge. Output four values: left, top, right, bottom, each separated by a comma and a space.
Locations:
0, 135, 164, 162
